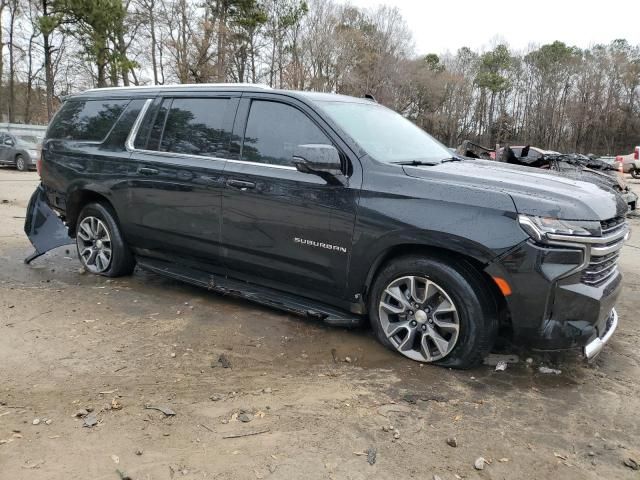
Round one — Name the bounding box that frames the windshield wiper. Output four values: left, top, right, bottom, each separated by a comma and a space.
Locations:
393, 160, 440, 166
393, 157, 463, 166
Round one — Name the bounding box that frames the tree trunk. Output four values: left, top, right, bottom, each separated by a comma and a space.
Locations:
7, 0, 18, 122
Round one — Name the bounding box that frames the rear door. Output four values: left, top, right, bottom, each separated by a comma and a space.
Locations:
220, 95, 362, 300
125, 94, 239, 269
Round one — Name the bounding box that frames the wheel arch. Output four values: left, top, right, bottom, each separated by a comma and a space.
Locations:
66, 189, 115, 237
362, 243, 510, 328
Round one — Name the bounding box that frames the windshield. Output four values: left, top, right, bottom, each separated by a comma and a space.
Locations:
316, 101, 452, 164
16, 135, 41, 147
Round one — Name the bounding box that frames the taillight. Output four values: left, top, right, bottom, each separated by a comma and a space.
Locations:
635, 146, 639, 160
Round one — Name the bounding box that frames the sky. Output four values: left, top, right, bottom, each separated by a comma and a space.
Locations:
346, 0, 640, 55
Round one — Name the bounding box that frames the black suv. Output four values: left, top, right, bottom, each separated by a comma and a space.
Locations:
26, 84, 627, 368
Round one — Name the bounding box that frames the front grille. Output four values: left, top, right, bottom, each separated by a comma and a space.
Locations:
581, 251, 620, 286
578, 216, 628, 286
600, 216, 625, 235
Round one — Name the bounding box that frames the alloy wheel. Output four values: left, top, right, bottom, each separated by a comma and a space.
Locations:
378, 275, 460, 362
76, 216, 113, 273
16, 156, 25, 171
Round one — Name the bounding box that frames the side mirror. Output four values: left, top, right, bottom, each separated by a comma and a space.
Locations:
4, 139, 14, 146
292, 144, 343, 184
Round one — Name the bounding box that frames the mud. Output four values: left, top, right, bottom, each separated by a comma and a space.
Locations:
1, 167, 639, 479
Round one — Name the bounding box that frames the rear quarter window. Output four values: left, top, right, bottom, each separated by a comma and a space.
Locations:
48, 99, 130, 141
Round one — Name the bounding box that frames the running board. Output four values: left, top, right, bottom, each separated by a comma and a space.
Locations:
136, 257, 364, 328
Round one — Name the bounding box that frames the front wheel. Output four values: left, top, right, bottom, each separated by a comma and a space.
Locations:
76, 202, 135, 277
631, 168, 640, 179
368, 255, 497, 368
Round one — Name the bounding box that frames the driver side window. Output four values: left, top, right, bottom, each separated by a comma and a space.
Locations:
241, 100, 331, 167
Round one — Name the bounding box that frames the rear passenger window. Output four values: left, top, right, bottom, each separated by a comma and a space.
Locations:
242, 101, 331, 166
48, 99, 129, 141
155, 98, 230, 157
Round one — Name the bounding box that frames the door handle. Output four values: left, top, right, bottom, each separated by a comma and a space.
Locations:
226, 179, 256, 190
138, 167, 159, 175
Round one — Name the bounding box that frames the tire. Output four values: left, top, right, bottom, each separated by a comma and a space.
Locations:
75, 202, 135, 277
368, 254, 498, 369
631, 168, 640, 179
15, 155, 27, 172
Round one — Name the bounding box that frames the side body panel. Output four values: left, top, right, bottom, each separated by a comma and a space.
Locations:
345, 158, 527, 302
220, 94, 363, 300
40, 98, 147, 224
123, 94, 239, 268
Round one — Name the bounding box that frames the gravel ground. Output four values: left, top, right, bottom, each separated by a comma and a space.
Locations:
1, 167, 639, 479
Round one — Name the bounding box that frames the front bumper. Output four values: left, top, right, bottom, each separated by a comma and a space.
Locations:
485, 225, 625, 354
584, 308, 618, 360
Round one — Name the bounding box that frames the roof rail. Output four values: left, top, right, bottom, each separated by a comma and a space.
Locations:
84, 82, 273, 93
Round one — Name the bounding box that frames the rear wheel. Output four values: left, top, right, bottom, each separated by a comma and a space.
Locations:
15, 155, 27, 172
369, 255, 497, 368
76, 202, 135, 277
631, 168, 640, 179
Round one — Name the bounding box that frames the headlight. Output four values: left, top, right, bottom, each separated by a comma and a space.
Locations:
518, 214, 600, 242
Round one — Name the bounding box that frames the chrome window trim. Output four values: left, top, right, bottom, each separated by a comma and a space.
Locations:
125, 98, 153, 152
125, 97, 297, 170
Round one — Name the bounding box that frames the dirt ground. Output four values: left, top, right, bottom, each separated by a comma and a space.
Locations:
1, 167, 640, 480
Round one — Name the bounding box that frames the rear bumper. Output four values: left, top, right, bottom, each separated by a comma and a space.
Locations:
24, 183, 73, 263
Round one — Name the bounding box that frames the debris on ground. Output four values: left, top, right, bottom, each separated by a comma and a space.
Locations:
624, 458, 640, 470
111, 398, 122, 410
474, 457, 486, 470
484, 353, 519, 366
32, 418, 40, 425
447, 437, 458, 448
210, 394, 224, 402
218, 354, 232, 369
116, 469, 133, 480
83, 413, 98, 427
135, 449, 143, 456
495, 361, 507, 371
222, 428, 270, 439
74, 409, 89, 418
45, 419, 52, 425
539, 366, 562, 375
144, 405, 176, 416
366, 447, 377, 465
111, 455, 120, 464
238, 412, 253, 423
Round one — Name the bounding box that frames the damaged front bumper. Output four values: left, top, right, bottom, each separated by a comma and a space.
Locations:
485, 238, 623, 358
584, 308, 618, 360
24, 184, 73, 263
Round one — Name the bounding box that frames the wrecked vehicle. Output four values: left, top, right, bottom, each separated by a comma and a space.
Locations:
25, 85, 627, 367
500, 145, 638, 211
458, 141, 637, 211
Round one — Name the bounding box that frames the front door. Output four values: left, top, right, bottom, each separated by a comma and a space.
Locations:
125, 95, 239, 268
221, 97, 362, 301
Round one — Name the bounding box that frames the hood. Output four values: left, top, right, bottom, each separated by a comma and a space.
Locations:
403, 159, 627, 221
